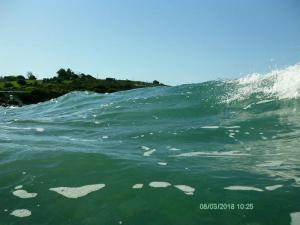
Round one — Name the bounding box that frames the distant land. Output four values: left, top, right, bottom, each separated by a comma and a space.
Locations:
0, 68, 164, 107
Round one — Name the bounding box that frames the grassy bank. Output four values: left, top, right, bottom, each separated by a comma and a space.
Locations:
0, 69, 164, 106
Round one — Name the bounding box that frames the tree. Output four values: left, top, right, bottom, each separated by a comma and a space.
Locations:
57, 68, 68, 79
27, 72, 37, 80
153, 80, 160, 85
57, 68, 78, 80
17, 75, 26, 85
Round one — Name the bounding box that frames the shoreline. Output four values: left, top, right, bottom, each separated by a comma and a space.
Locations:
0, 70, 164, 107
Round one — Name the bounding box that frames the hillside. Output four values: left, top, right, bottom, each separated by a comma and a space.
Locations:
0, 69, 164, 106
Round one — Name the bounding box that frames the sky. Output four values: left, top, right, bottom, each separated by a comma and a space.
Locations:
0, 0, 300, 85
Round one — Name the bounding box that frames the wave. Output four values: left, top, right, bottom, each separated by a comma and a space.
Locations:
224, 63, 300, 103
1, 63, 300, 225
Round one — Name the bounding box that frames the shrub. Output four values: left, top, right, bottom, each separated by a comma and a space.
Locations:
153, 80, 160, 85
27, 72, 37, 80
4, 82, 13, 88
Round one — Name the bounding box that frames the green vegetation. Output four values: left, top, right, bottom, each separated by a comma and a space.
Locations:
0, 68, 164, 106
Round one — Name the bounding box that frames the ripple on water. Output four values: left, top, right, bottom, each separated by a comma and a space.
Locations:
175, 151, 250, 157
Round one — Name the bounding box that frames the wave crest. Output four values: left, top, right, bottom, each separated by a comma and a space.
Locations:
224, 63, 300, 103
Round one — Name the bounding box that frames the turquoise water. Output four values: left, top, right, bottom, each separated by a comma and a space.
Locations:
1, 65, 300, 225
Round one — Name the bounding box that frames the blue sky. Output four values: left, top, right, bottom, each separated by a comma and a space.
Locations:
0, 0, 299, 85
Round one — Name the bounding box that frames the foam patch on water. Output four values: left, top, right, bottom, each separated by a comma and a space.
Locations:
290, 212, 300, 225
256, 161, 283, 167
13, 190, 37, 198
169, 148, 181, 151
143, 149, 156, 157
36, 128, 45, 132
265, 185, 283, 191
224, 186, 264, 192
201, 126, 219, 129
141, 146, 150, 151
256, 99, 274, 105
132, 184, 143, 189
174, 185, 195, 195
158, 162, 167, 166
49, 184, 105, 198
14, 185, 23, 190
174, 151, 250, 157
10, 209, 31, 217
149, 182, 171, 188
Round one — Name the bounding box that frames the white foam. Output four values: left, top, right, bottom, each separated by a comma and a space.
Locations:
201, 126, 219, 129
290, 212, 300, 225
13, 190, 37, 199
169, 148, 181, 151
10, 209, 31, 217
256, 161, 283, 167
174, 185, 195, 195
224, 186, 264, 192
158, 162, 167, 166
265, 185, 283, 191
102, 136, 109, 139
256, 99, 274, 105
36, 128, 45, 132
143, 149, 156, 157
49, 184, 105, 198
149, 182, 171, 188
228, 133, 235, 138
132, 184, 143, 189
243, 103, 253, 109
141, 146, 150, 151
174, 151, 250, 157
14, 185, 23, 190
224, 63, 300, 102
224, 126, 241, 129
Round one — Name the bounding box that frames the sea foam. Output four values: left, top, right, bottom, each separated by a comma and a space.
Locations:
10, 209, 31, 217
49, 184, 105, 198
224, 186, 264, 192
12, 189, 37, 199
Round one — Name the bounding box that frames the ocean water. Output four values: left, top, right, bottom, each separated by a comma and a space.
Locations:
1, 64, 300, 225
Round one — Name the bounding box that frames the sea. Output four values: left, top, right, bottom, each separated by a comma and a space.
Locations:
1, 64, 300, 225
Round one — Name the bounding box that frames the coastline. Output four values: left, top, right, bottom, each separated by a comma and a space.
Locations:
0, 70, 164, 107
